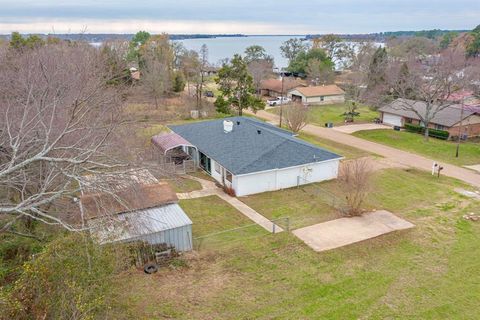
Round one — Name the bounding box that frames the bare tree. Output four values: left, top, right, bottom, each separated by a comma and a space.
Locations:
344, 42, 377, 101
312, 34, 355, 69
387, 36, 439, 61
195, 44, 209, 109
248, 59, 274, 96
0, 43, 133, 235
282, 103, 309, 133
140, 35, 174, 108
338, 158, 372, 217
179, 49, 200, 97
385, 48, 468, 140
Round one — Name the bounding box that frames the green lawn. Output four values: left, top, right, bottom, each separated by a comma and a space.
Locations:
268, 102, 378, 126
298, 133, 374, 160
161, 176, 202, 193
118, 168, 480, 319
354, 129, 480, 166
240, 168, 466, 229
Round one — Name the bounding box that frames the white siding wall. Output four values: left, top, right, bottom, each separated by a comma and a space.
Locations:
234, 160, 340, 196
210, 159, 233, 188
210, 159, 223, 184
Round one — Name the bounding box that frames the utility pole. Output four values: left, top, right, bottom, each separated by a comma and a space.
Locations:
455, 97, 465, 158
279, 71, 285, 128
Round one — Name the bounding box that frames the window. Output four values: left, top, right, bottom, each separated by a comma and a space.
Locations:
435, 124, 445, 131
214, 162, 221, 174
405, 118, 413, 124
320, 96, 325, 101
226, 170, 232, 183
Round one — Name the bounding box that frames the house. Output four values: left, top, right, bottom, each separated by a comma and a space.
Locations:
82, 171, 193, 251
379, 98, 480, 138
287, 85, 345, 105
260, 78, 306, 97
163, 117, 342, 196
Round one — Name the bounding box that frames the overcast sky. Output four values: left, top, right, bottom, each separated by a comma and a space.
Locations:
0, 0, 479, 34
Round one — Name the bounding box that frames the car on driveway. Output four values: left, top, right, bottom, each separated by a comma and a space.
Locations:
267, 96, 291, 106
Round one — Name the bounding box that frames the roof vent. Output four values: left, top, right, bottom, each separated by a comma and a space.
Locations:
236, 121, 240, 125
257, 129, 261, 134
223, 120, 234, 133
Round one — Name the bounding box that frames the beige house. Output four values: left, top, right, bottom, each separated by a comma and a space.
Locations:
287, 85, 345, 105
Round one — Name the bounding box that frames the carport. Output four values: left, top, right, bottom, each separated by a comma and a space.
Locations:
152, 132, 197, 164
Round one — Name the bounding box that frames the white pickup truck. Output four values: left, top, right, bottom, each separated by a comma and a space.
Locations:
267, 96, 291, 106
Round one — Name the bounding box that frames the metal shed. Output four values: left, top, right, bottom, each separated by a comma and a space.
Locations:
81, 171, 193, 252
88, 203, 193, 251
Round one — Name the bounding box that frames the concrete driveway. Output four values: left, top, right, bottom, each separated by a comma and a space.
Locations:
292, 210, 414, 252
332, 123, 392, 134
245, 110, 480, 188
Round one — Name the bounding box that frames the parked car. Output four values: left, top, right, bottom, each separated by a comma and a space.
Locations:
267, 97, 291, 106
204, 90, 214, 98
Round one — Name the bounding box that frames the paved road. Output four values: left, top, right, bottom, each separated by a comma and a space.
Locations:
249, 110, 480, 188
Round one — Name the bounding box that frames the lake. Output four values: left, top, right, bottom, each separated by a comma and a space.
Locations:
178, 35, 302, 69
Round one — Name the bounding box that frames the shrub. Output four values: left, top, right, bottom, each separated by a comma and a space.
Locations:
1, 234, 130, 320
172, 72, 185, 93
404, 123, 449, 140
223, 186, 236, 197
338, 158, 372, 216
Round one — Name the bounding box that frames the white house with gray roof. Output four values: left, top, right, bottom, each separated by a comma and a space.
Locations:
164, 117, 343, 196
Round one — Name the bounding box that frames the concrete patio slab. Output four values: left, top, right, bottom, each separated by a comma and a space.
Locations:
293, 210, 414, 252
332, 123, 392, 134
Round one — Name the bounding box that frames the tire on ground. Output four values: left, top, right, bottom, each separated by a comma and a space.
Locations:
144, 262, 159, 274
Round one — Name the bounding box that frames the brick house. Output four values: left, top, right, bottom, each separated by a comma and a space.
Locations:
379, 98, 480, 138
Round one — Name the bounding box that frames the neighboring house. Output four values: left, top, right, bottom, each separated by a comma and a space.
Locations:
379, 98, 480, 138
165, 117, 342, 196
287, 85, 345, 105
203, 66, 219, 77
82, 172, 193, 251
260, 78, 306, 97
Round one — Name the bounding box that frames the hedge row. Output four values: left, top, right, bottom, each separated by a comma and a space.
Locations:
404, 123, 450, 140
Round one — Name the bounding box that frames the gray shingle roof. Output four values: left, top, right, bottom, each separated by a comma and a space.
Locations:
169, 117, 342, 175
379, 99, 475, 127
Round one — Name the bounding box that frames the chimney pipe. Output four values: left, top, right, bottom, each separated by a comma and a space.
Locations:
223, 120, 234, 133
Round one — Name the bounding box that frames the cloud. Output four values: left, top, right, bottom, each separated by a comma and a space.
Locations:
0, 0, 479, 34
0, 18, 314, 34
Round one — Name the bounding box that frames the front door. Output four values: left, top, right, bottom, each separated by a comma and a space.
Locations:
199, 151, 211, 174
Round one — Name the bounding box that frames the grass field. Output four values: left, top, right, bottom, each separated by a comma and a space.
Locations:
240, 168, 466, 229
117, 168, 480, 319
298, 133, 374, 160
268, 102, 378, 127
161, 176, 202, 193
354, 129, 480, 166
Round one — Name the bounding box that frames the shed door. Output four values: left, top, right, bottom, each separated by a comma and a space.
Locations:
382, 113, 403, 127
